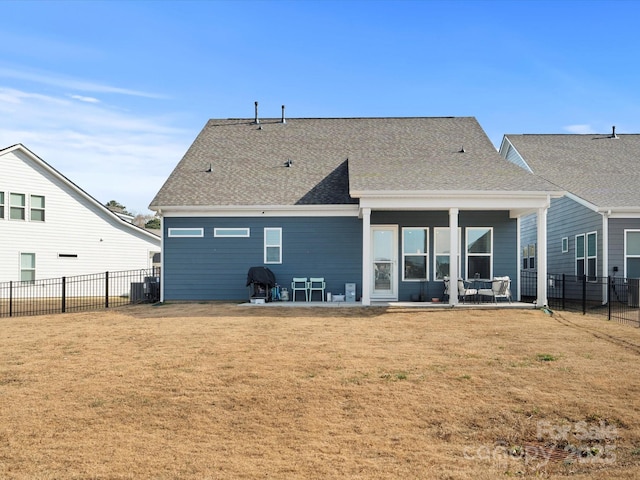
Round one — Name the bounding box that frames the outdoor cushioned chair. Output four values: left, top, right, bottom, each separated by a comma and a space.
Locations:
478, 277, 512, 303
458, 279, 478, 304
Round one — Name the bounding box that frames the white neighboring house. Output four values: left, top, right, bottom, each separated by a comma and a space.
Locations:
0, 144, 160, 284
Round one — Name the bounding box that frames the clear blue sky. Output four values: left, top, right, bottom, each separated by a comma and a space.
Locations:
2, 0, 638, 214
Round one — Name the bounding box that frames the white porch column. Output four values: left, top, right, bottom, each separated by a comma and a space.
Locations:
361, 208, 371, 306
449, 208, 459, 305
536, 206, 548, 307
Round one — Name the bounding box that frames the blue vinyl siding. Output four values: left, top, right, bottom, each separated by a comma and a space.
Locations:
521, 197, 602, 276
163, 216, 362, 301
371, 210, 517, 301
608, 218, 640, 278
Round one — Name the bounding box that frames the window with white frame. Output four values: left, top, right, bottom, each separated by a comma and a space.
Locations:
434, 227, 461, 280
264, 227, 282, 264
214, 228, 250, 237
20, 253, 35, 283
576, 234, 585, 277
522, 246, 529, 269
0, 192, 4, 219
402, 227, 428, 281
167, 228, 204, 237
587, 231, 597, 281
562, 237, 569, 253
10, 193, 25, 220
528, 243, 536, 270
625, 230, 640, 278
30, 195, 45, 222
466, 227, 492, 279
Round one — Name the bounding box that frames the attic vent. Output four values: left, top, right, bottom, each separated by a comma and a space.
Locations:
611, 125, 618, 139
254, 101, 259, 124
459, 146, 466, 153
205, 163, 212, 172
282, 105, 286, 124
285, 159, 293, 167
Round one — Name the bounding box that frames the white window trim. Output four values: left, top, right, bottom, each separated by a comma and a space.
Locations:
168, 228, 204, 238
401, 227, 429, 282
624, 229, 640, 279
586, 231, 597, 281
433, 227, 461, 281
465, 227, 493, 280
20, 252, 36, 283
561, 237, 569, 253
30, 194, 45, 222
575, 233, 585, 277
9, 192, 26, 221
214, 227, 250, 238
528, 243, 536, 270
0, 191, 5, 220
264, 227, 282, 264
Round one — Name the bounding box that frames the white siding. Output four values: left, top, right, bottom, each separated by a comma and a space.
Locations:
0, 147, 160, 283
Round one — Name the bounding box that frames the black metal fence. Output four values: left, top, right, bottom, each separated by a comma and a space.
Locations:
0, 268, 160, 318
521, 271, 640, 326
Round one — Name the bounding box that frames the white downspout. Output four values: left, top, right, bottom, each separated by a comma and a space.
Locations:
516, 216, 521, 302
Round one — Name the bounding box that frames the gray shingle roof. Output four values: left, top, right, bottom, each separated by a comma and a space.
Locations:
150, 117, 554, 209
505, 133, 640, 209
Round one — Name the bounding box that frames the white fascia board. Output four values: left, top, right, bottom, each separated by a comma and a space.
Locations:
5, 144, 160, 242
354, 190, 561, 211
565, 192, 600, 213
156, 204, 360, 218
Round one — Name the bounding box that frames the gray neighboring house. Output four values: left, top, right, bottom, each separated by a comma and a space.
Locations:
150, 113, 559, 305
500, 131, 640, 302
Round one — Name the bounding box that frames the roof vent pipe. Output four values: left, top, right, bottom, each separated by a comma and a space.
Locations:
612, 125, 618, 138
254, 101, 259, 124
281, 105, 286, 124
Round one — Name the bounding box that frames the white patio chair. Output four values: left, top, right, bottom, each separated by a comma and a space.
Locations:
291, 277, 308, 302
308, 277, 326, 302
494, 276, 512, 303
478, 279, 503, 303
458, 279, 478, 304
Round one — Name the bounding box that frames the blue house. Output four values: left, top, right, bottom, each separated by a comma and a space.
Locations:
150, 108, 559, 306
500, 129, 640, 303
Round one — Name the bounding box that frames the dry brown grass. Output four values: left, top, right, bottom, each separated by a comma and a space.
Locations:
1, 303, 640, 479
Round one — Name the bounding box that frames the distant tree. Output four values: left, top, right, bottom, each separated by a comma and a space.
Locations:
144, 217, 161, 229
105, 200, 131, 215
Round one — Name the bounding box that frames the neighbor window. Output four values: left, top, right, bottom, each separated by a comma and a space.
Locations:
10, 193, 25, 220
576, 234, 585, 277
0, 192, 4, 219
402, 227, 428, 281
528, 244, 536, 270
522, 246, 529, 270
625, 230, 640, 278
562, 237, 569, 253
466, 227, 492, 279
264, 228, 282, 264
167, 228, 204, 237
214, 228, 250, 237
434, 227, 461, 280
30, 195, 45, 222
587, 231, 597, 281
20, 253, 35, 283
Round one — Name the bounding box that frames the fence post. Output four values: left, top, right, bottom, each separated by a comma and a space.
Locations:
61, 276, 66, 313
105, 271, 109, 309
608, 276, 611, 321
9, 280, 13, 317
582, 274, 587, 315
